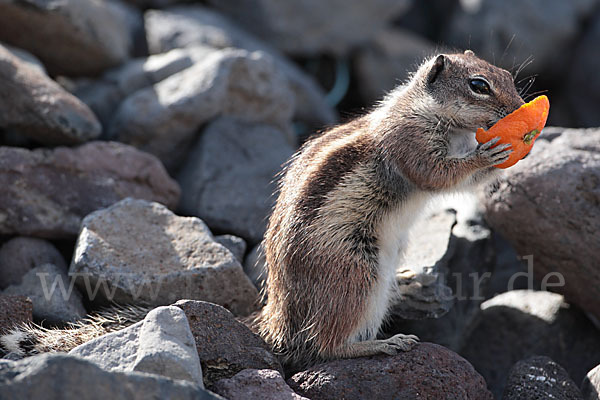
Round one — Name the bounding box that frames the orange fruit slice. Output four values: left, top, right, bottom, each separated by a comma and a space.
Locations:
475, 95, 550, 169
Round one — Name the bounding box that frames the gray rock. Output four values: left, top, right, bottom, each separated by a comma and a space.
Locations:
0, 0, 136, 76
145, 5, 336, 127
567, 13, 600, 127
0, 294, 32, 335
0, 237, 67, 290
484, 128, 600, 321
392, 210, 455, 320
387, 194, 497, 351
72, 46, 215, 128
582, 364, 600, 400
123, 0, 191, 7
70, 306, 203, 386
178, 117, 296, 244
2, 43, 46, 75
4, 263, 86, 324
214, 235, 247, 263
70, 198, 259, 315
0, 142, 180, 238
0, 353, 223, 400
206, 0, 412, 56
460, 290, 600, 398
288, 343, 493, 400
355, 28, 438, 103
445, 0, 597, 79
243, 244, 266, 293
502, 356, 583, 400
213, 369, 308, 400
0, 44, 101, 145
173, 300, 283, 390
108, 48, 294, 170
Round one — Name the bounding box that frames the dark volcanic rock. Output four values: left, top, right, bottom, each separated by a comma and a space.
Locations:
0, 353, 222, 400
107, 48, 294, 170
0, 0, 136, 76
567, 13, 600, 127
0, 237, 67, 290
174, 300, 283, 390
0, 142, 180, 238
70, 199, 259, 315
4, 263, 86, 324
0, 44, 101, 145
145, 5, 336, 128
0, 294, 32, 335
206, 0, 412, 56
445, 0, 597, 80
460, 290, 600, 398
214, 235, 247, 264
213, 369, 308, 400
178, 117, 295, 244
288, 343, 493, 400
502, 356, 583, 400
386, 195, 497, 352
484, 128, 600, 321
355, 28, 437, 103
71, 46, 214, 129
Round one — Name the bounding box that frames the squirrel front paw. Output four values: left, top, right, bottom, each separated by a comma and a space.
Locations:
472, 137, 512, 167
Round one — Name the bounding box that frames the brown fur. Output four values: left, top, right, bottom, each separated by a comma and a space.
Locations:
258, 51, 525, 370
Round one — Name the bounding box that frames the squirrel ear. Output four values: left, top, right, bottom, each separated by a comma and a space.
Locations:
464, 49, 475, 56
427, 54, 445, 84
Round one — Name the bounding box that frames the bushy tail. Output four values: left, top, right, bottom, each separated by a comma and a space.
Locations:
0, 304, 151, 360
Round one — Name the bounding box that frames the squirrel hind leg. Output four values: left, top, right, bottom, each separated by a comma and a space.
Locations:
330, 333, 420, 359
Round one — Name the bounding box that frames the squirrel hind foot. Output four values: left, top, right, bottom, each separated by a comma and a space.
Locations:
329, 333, 420, 359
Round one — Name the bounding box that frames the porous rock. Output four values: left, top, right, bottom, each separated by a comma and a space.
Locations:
0, 142, 180, 238
460, 290, 600, 398
287, 343, 493, 400
173, 300, 283, 390
70, 198, 259, 315
0, 295, 32, 335
484, 128, 600, 321
0, 237, 67, 290
502, 356, 583, 400
178, 117, 296, 244
0, 0, 135, 76
206, 0, 412, 56
145, 5, 336, 127
107, 48, 294, 170
0, 353, 223, 400
0, 44, 101, 145
70, 306, 203, 386
213, 369, 308, 400
4, 264, 86, 324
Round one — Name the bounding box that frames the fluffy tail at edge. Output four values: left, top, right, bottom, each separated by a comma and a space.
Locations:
0, 304, 150, 360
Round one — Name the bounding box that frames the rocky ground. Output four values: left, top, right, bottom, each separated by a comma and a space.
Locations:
0, 0, 599, 399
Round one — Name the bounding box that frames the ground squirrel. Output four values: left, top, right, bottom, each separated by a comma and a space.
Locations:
257, 50, 524, 369
0, 51, 525, 367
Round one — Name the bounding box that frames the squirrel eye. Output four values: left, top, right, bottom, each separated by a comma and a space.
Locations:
469, 78, 491, 95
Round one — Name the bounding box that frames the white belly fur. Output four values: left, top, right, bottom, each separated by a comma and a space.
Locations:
349, 192, 431, 343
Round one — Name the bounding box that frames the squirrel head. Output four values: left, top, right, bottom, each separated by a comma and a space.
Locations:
412, 50, 525, 132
